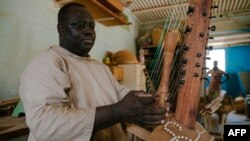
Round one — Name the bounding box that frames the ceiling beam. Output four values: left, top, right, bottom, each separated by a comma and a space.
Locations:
132, 3, 188, 14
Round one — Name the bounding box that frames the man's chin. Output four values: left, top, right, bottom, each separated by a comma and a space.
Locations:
79, 48, 92, 56
80, 42, 93, 49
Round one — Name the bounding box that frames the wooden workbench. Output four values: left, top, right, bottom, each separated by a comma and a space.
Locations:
0, 116, 29, 140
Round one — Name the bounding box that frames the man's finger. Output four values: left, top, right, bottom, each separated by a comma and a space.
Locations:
141, 120, 162, 126
142, 114, 166, 122
143, 106, 166, 115
138, 96, 156, 105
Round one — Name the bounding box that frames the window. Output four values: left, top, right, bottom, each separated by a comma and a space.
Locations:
206, 49, 226, 72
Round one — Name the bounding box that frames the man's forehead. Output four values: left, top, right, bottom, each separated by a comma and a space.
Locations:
64, 6, 92, 19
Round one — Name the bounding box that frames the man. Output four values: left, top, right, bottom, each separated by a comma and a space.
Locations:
207, 60, 230, 102
19, 2, 167, 141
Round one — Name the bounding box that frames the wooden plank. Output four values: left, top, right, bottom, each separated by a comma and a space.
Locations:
0, 96, 19, 108
0, 116, 29, 140
127, 125, 151, 140
174, 0, 213, 128
97, 0, 124, 13
55, 0, 129, 26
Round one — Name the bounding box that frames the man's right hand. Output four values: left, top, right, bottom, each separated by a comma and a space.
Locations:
114, 90, 167, 126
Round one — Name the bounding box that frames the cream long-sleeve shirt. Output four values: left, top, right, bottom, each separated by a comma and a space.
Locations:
19, 46, 131, 141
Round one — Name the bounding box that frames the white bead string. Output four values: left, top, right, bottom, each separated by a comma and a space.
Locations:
163, 120, 213, 141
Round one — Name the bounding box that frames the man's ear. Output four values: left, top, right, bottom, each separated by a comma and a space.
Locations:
57, 24, 62, 33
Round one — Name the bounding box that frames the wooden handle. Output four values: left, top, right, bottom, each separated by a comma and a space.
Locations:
156, 31, 178, 107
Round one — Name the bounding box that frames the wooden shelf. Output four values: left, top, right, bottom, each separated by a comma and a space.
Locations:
55, 0, 130, 26
97, 0, 123, 13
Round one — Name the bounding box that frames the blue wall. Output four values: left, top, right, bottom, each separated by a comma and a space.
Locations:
225, 45, 250, 97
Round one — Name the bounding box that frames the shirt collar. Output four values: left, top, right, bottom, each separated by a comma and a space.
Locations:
51, 45, 93, 61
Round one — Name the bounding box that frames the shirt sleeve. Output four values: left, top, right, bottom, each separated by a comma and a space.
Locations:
102, 64, 131, 101
19, 54, 95, 141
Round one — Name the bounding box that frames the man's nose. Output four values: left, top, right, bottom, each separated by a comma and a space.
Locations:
85, 28, 94, 34
82, 25, 94, 33
80, 28, 95, 38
